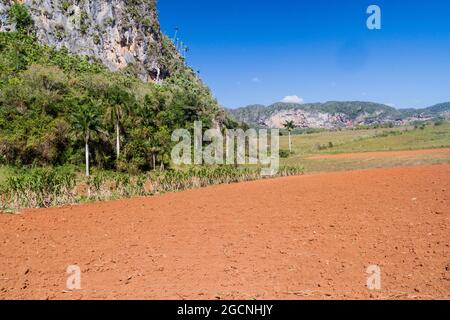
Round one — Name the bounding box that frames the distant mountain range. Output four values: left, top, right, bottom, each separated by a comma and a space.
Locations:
227, 101, 450, 129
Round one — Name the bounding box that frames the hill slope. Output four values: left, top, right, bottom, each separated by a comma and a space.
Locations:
0, 1, 225, 171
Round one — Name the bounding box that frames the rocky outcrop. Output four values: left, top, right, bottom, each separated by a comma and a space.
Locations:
0, 0, 177, 82
228, 102, 450, 129
262, 109, 351, 129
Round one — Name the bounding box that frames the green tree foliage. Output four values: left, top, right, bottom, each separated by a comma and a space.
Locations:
0, 29, 228, 173
104, 85, 134, 160
283, 120, 295, 153
69, 100, 104, 176
9, 1, 34, 34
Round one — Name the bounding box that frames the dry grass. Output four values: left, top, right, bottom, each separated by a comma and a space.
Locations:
280, 122, 450, 172
0, 165, 304, 212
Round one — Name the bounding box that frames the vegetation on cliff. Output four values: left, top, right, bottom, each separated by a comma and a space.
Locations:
0, 3, 230, 174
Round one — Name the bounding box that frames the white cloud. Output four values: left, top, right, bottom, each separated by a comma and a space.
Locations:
281, 95, 304, 104
251, 77, 261, 83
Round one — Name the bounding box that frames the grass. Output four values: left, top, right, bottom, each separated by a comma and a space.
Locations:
280, 121, 450, 172
0, 165, 304, 212
0, 166, 13, 184
299, 153, 450, 173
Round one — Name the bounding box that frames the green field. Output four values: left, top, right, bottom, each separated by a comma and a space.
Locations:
280, 122, 450, 172
1, 122, 449, 183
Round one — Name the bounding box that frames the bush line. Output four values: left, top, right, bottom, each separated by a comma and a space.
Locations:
0, 165, 304, 212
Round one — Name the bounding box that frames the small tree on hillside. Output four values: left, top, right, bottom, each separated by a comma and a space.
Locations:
105, 86, 132, 160
70, 100, 103, 177
9, 1, 34, 35
284, 120, 295, 153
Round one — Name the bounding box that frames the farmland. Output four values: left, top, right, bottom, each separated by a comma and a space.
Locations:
280, 122, 450, 172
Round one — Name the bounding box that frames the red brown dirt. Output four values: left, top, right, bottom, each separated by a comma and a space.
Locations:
0, 164, 449, 300
307, 148, 450, 160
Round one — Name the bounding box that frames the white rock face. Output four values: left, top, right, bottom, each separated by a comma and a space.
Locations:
0, 2, 11, 31
263, 109, 350, 129
0, 0, 170, 82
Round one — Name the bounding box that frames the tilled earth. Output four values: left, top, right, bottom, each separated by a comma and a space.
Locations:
0, 164, 449, 300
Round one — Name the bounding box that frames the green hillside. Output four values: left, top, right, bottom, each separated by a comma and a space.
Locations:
0, 4, 224, 173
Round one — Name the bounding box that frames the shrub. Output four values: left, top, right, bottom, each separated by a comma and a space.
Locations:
0, 166, 76, 210
9, 2, 34, 34
279, 149, 290, 158
434, 119, 444, 126
0, 165, 305, 211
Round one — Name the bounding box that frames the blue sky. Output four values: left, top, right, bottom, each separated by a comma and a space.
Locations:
157, 0, 450, 109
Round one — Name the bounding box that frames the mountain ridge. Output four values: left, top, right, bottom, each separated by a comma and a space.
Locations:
227, 101, 450, 129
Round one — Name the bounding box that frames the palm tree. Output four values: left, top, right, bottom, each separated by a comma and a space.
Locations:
173, 27, 179, 43
70, 100, 103, 177
284, 120, 295, 153
179, 41, 184, 56
105, 87, 131, 160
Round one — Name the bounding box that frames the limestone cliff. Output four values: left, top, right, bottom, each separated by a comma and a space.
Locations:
228, 102, 450, 129
0, 0, 180, 82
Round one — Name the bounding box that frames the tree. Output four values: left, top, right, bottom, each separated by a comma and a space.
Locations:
9, 1, 34, 35
70, 100, 103, 177
173, 27, 179, 42
105, 86, 132, 160
284, 120, 295, 153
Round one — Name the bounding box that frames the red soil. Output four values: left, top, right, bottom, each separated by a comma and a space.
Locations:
307, 148, 450, 160
0, 164, 449, 300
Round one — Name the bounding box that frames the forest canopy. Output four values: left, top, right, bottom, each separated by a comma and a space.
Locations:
0, 29, 236, 173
